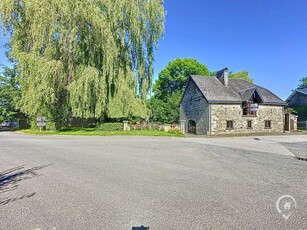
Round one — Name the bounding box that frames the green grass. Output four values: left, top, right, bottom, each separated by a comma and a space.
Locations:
18, 128, 184, 137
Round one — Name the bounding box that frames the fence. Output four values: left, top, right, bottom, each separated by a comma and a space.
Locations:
297, 121, 307, 130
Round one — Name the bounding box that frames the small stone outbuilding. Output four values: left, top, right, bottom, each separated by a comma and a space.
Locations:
180, 68, 288, 135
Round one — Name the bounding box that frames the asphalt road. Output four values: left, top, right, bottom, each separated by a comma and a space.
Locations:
0, 132, 306, 230
282, 142, 307, 159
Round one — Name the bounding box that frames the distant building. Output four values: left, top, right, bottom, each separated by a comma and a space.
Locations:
180, 68, 290, 135
286, 88, 307, 121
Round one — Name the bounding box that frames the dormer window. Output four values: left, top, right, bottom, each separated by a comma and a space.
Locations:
243, 102, 258, 116
242, 89, 263, 117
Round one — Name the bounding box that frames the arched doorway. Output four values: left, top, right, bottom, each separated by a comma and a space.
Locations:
188, 120, 196, 134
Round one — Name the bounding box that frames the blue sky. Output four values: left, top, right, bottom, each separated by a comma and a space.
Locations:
1, 0, 307, 100
0, 33, 8, 67
154, 0, 307, 100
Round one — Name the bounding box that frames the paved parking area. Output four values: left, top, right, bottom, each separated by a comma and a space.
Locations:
282, 142, 307, 159
0, 132, 306, 229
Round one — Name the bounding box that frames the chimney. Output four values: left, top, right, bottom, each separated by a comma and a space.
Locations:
216, 68, 229, 87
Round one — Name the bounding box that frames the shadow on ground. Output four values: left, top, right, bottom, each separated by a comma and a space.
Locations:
0, 164, 52, 205
282, 142, 307, 159
0, 129, 15, 132
132, 226, 149, 230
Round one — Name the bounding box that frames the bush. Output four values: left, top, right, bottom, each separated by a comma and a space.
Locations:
30, 120, 37, 129
99, 123, 123, 131
46, 121, 57, 131
166, 127, 182, 135
291, 106, 307, 121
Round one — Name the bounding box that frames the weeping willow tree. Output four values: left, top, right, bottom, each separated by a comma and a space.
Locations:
0, 0, 165, 124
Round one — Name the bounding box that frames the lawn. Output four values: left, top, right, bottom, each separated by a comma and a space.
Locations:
19, 128, 184, 137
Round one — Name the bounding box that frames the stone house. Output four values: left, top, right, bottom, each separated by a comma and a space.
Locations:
180, 68, 288, 135
286, 88, 307, 121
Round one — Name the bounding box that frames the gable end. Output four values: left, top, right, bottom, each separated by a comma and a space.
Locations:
180, 77, 208, 105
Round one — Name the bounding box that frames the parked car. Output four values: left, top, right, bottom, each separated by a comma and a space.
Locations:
0, 121, 17, 129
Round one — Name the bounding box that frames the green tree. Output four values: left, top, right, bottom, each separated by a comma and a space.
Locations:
0, 0, 165, 124
149, 91, 182, 123
0, 66, 21, 121
210, 70, 253, 83
153, 58, 210, 100
149, 58, 209, 123
229, 71, 253, 83
298, 77, 307, 89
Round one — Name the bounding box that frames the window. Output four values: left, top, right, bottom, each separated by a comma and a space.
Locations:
243, 102, 258, 116
247, 121, 252, 129
265, 120, 271, 129
226, 121, 234, 129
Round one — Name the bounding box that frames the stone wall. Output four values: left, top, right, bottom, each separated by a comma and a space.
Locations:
180, 79, 285, 135
211, 104, 284, 134
290, 114, 298, 131
180, 80, 209, 135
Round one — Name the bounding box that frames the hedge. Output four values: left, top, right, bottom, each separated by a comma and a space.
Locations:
99, 123, 123, 131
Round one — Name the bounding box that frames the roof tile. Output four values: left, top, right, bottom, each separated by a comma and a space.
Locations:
189, 76, 287, 106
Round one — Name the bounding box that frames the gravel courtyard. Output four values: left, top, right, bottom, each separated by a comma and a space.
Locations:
0, 132, 306, 229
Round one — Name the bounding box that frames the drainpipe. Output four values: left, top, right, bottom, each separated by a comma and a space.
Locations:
282, 106, 285, 133
209, 104, 212, 135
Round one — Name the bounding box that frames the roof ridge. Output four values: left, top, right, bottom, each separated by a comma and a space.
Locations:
191, 75, 215, 78
238, 86, 258, 93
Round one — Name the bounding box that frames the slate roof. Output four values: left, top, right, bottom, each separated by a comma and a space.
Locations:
286, 88, 307, 102
296, 88, 307, 96
239, 87, 255, 101
187, 75, 287, 106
